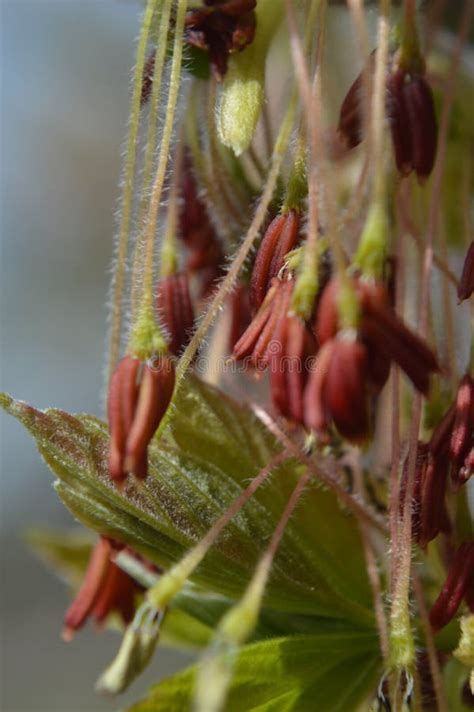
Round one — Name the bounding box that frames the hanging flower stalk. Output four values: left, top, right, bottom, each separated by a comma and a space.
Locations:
2, 1, 474, 711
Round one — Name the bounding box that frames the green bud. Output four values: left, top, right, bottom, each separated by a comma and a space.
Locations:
453, 614, 474, 672
355, 202, 389, 280
292, 268, 319, 321
338, 277, 361, 332
129, 302, 168, 360
216, 0, 282, 155
389, 597, 415, 670
96, 604, 163, 695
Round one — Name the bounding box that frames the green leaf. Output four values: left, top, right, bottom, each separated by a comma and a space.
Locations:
0, 380, 374, 625
25, 527, 93, 588
128, 633, 381, 712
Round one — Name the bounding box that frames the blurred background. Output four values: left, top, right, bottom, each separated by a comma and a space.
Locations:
1, 2, 190, 710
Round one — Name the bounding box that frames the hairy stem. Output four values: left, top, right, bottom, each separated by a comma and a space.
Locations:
108, 0, 159, 378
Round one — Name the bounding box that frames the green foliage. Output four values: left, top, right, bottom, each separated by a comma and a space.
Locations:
1, 378, 382, 708
128, 633, 380, 712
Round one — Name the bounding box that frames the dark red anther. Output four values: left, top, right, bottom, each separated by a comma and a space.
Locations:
387, 68, 413, 176
250, 210, 301, 311
304, 338, 371, 443
233, 278, 294, 369
303, 340, 334, 437
326, 339, 371, 442
361, 302, 439, 395
402, 73, 438, 181
337, 51, 375, 151
338, 51, 437, 180
418, 455, 451, 548
450, 374, 474, 483
156, 272, 195, 356
269, 311, 317, 423
458, 241, 474, 302
141, 51, 156, 106
314, 276, 438, 395
228, 282, 252, 351
63, 537, 144, 641
108, 355, 175, 484
429, 542, 474, 633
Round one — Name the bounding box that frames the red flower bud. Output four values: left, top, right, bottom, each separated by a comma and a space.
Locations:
338, 52, 437, 180
269, 312, 317, 423
429, 542, 474, 633
401, 72, 438, 181
156, 272, 195, 356
63, 537, 144, 640
250, 210, 301, 311
337, 52, 375, 150
418, 455, 451, 548
315, 276, 438, 395
450, 374, 474, 484
233, 278, 294, 369
304, 338, 371, 442
108, 355, 175, 484
228, 282, 252, 351
458, 241, 474, 302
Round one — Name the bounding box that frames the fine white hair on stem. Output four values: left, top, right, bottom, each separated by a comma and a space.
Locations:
252, 404, 388, 535
107, 0, 160, 380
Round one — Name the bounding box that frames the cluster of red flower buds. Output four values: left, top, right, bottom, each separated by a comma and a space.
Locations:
305, 276, 439, 442
185, 0, 257, 80
108, 354, 176, 484
400, 374, 473, 548
108, 267, 196, 486
338, 49, 438, 181
233, 209, 439, 442
63, 537, 148, 640
429, 541, 474, 633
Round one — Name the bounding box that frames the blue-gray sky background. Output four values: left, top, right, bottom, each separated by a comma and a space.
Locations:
1, 3, 189, 710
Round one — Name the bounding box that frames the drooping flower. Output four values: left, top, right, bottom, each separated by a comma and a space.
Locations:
108, 355, 175, 484
338, 50, 437, 180
233, 277, 316, 421
233, 277, 295, 370
304, 337, 372, 442
304, 276, 438, 442
315, 276, 438, 394
63, 537, 145, 640
387, 64, 438, 181
429, 542, 474, 633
